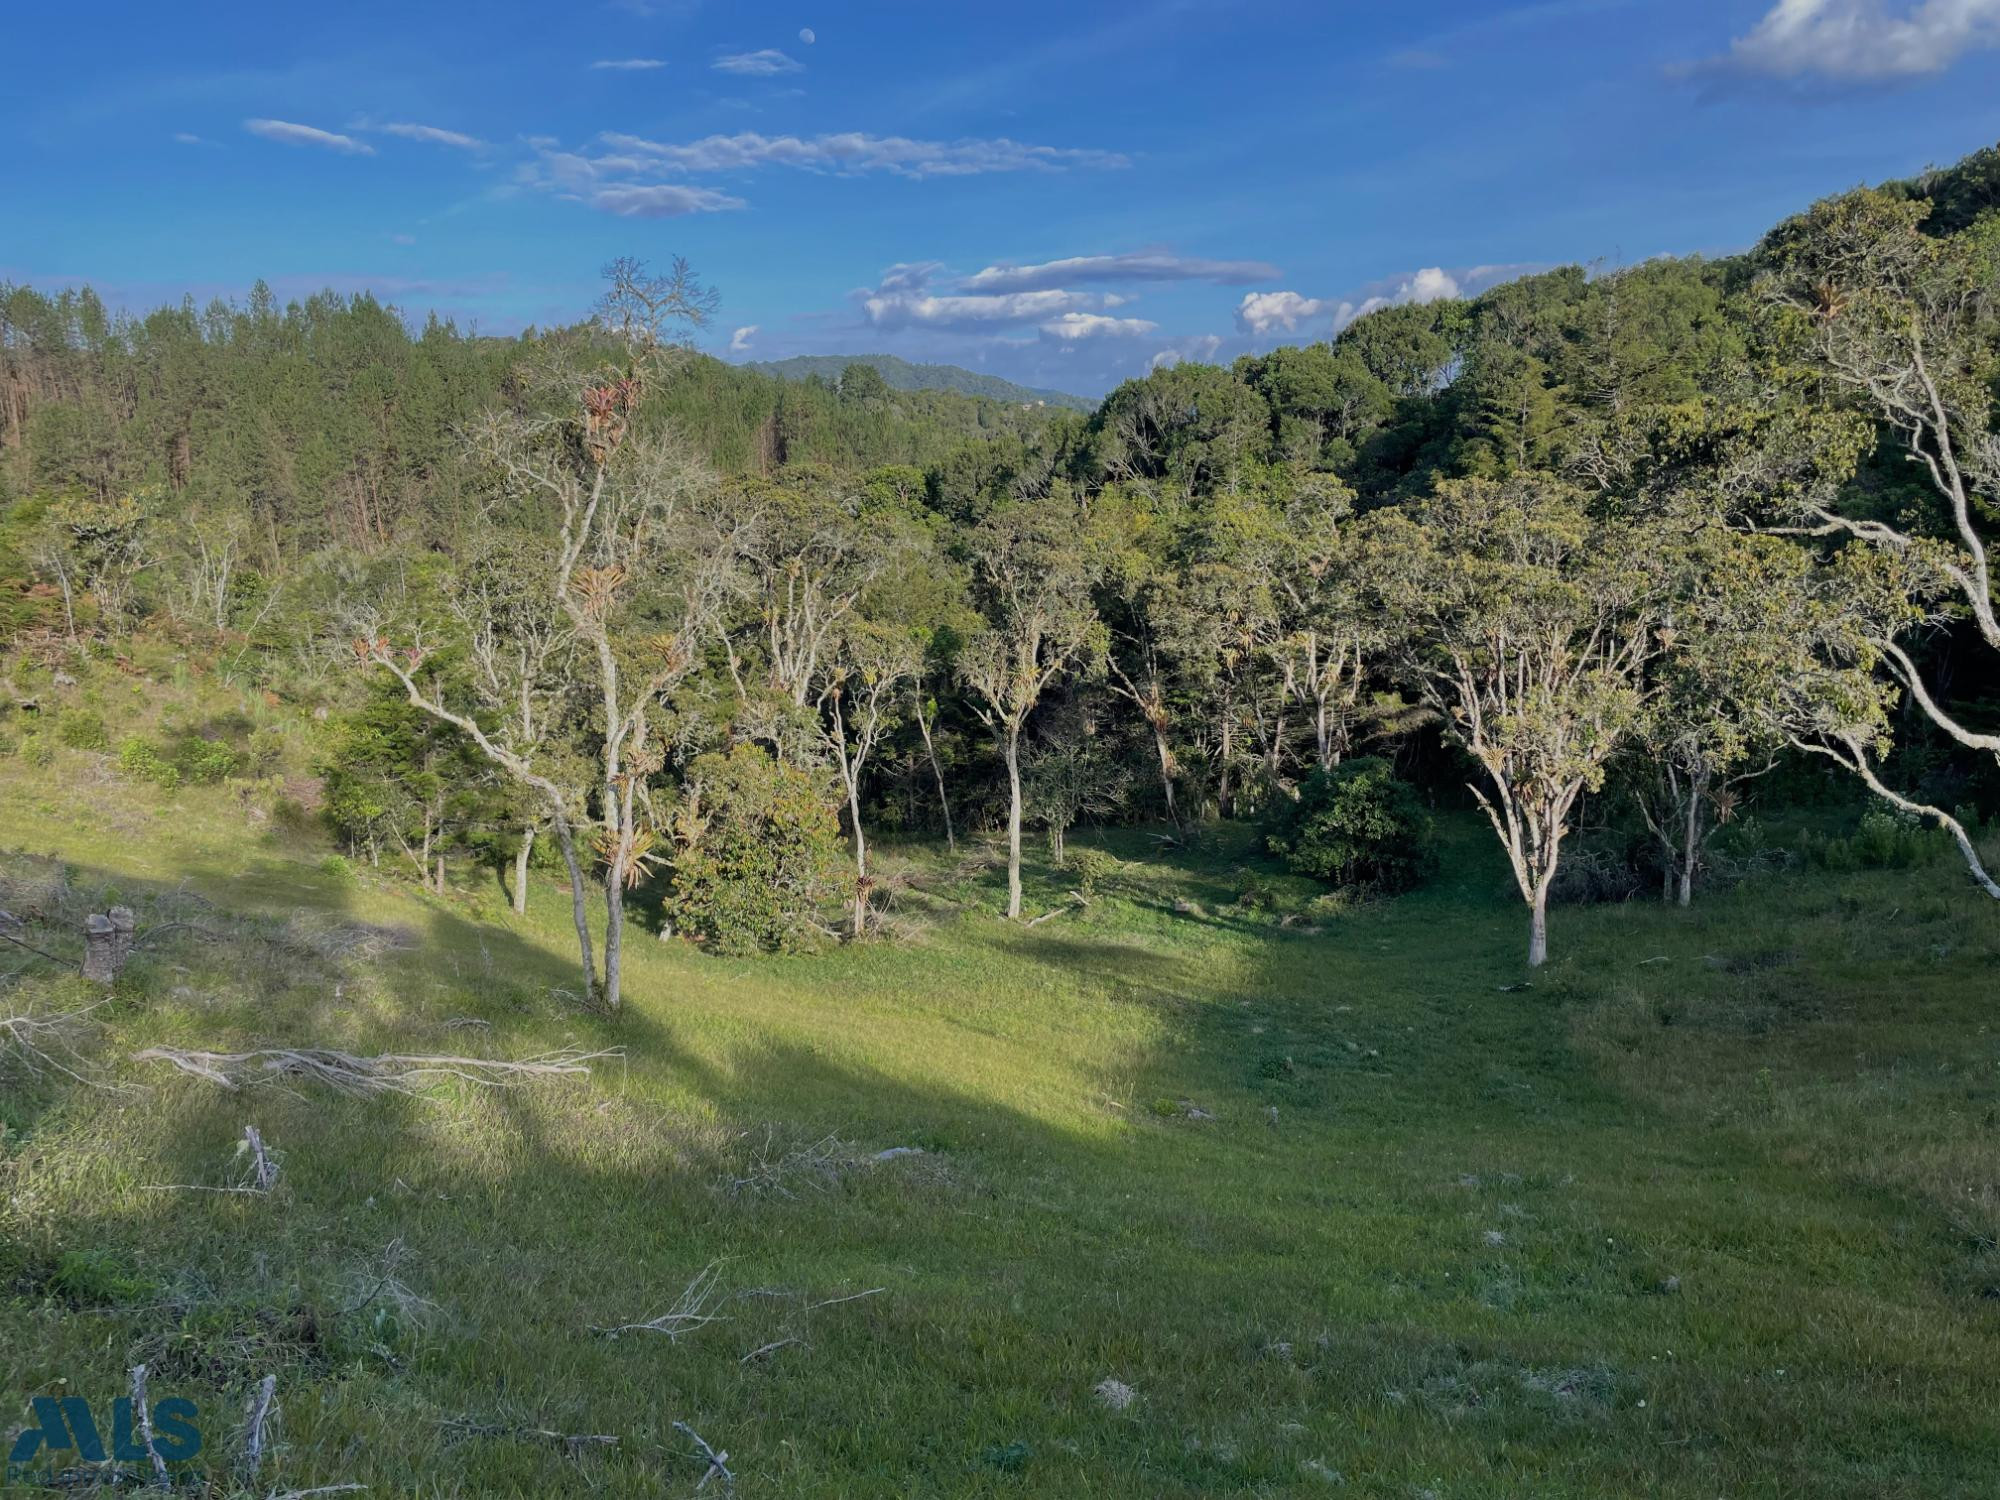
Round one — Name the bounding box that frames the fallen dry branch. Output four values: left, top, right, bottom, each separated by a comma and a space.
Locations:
1025, 892, 1086, 927
739, 1336, 802, 1363
0, 925, 80, 970
1, 1001, 111, 1087
144, 1123, 284, 1197
803, 1286, 886, 1314
672, 1420, 734, 1494
591, 1261, 727, 1342
439, 1416, 619, 1456
130, 1362, 170, 1486
244, 1373, 278, 1479
131, 1045, 620, 1096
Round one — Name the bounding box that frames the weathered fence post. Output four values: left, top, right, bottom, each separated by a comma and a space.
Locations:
82, 907, 137, 984
82, 913, 119, 983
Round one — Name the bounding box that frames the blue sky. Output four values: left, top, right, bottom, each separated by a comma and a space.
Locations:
5, 0, 2000, 396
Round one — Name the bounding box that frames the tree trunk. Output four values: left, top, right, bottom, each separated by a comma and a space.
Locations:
1528, 886, 1549, 968
551, 812, 599, 1007
1004, 727, 1023, 920
1150, 721, 1179, 827
1677, 773, 1702, 909
915, 697, 955, 852
512, 826, 535, 916
603, 863, 624, 1012
847, 773, 868, 939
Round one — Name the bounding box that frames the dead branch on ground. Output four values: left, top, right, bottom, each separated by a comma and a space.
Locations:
131, 1045, 619, 1095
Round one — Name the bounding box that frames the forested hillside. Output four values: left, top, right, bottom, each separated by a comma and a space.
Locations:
744, 352, 1095, 412
3, 143, 1999, 985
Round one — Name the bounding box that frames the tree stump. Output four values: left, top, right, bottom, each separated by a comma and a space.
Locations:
110, 906, 135, 967
82, 908, 137, 985
82, 914, 119, 984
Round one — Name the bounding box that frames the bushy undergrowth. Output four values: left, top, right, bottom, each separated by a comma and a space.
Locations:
1262, 757, 1436, 894
666, 745, 853, 955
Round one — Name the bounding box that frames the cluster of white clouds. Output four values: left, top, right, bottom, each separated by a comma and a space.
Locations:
961, 252, 1278, 293
589, 129, 1128, 180
513, 128, 1128, 217
1698, 0, 2000, 81
712, 48, 804, 76
240, 117, 487, 155
591, 57, 666, 71
1234, 265, 1523, 338
853, 254, 1274, 344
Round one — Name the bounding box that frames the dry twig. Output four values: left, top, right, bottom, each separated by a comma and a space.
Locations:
592, 1261, 727, 1342
672, 1420, 733, 1493
129, 1363, 170, 1486
439, 1416, 618, 1455
131, 1045, 619, 1095
243, 1373, 278, 1478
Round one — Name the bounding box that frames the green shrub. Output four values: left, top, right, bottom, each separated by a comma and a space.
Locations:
667, 746, 851, 955
55, 709, 107, 751
1263, 757, 1436, 893
1805, 808, 1943, 872
248, 726, 286, 777
171, 734, 242, 784
18, 732, 55, 767
318, 853, 357, 884
118, 735, 179, 788
1069, 847, 1122, 900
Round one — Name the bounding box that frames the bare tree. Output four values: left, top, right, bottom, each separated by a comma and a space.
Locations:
816, 622, 921, 936
959, 498, 1105, 918
1756, 187, 2000, 897
362, 258, 725, 1009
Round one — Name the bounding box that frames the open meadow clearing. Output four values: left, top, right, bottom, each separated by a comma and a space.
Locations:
4, 753, 1998, 1497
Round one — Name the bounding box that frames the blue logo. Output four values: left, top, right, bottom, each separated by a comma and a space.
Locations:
8, 1395, 202, 1474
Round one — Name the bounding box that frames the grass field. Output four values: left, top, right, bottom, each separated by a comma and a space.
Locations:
3, 747, 1999, 1497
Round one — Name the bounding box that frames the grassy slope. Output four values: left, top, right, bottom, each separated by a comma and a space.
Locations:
2, 751, 1998, 1498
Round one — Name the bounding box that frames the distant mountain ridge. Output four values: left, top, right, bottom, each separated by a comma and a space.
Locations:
742, 353, 1095, 412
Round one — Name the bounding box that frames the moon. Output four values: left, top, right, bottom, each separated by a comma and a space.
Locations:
799, 27, 816, 43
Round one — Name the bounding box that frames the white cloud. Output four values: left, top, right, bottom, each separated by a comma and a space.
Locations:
864, 285, 1111, 332
592, 57, 667, 70
730, 325, 758, 353
589, 183, 747, 217
1148, 335, 1226, 371
1040, 313, 1160, 340
377, 121, 485, 150
172, 132, 211, 146
1239, 265, 1515, 339
712, 48, 805, 75
390, 232, 417, 245
1701, 0, 2000, 79
1235, 290, 1339, 335
965, 252, 1279, 293
243, 118, 374, 155
598, 129, 1128, 178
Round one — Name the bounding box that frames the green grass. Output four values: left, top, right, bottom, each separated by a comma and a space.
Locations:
2, 752, 1998, 1497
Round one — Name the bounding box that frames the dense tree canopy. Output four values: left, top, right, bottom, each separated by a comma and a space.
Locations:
7, 140, 2000, 968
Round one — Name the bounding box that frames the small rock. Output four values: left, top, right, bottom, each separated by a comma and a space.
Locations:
873, 1146, 925, 1162
1659, 1274, 1681, 1294
1172, 897, 1203, 917
1093, 1378, 1136, 1411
